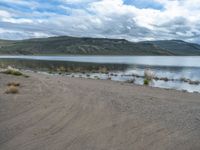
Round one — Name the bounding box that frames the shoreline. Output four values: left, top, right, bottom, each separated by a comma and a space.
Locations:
23, 69, 200, 94
0, 71, 200, 150
2, 68, 200, 94
1, 57, 200, 93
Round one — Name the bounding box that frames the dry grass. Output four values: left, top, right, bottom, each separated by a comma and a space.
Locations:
2, 66, 29, 78
5, 85, 19, 94
3, 69, 23, 76
99, 67, 108, 74
144, 69, 155, 80
5, 81, 20, 94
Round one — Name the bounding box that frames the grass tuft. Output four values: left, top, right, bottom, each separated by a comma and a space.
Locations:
144, 69, 155, 80
4, 69, 23, 76
144, 79, 150, 85
2, 66, 29, 77
5, 85, 19, 94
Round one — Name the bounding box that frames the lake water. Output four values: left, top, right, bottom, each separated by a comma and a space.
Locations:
0, 55, 200, 93
1, 55, 200, 67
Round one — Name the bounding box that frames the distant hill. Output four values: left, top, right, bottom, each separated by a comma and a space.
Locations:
0, 36, 200, 55
142, 40, 200, 55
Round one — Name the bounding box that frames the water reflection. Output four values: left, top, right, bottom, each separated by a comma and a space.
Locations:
68, 67, 200, 93
0, 56, 200, 93
1, 55, 200, 67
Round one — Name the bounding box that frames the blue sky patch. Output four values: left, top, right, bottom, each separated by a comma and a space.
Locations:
123, 0, 163, 10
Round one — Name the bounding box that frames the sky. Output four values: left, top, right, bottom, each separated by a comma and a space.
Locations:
0, 0, 200, 43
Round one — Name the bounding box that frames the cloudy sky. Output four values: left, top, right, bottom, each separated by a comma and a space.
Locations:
0, 0, 200, 43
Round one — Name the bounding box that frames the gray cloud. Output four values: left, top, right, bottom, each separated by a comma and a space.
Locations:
0, 0, 200, 43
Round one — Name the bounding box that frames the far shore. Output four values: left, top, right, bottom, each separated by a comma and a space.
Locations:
0, 71, 200, 150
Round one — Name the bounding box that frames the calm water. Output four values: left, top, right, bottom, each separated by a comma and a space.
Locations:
1, 55, 200, 67
1, 55, 200, 93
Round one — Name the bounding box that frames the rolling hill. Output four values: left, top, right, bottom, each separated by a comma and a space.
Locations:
0, 36, 200, 55
142, 40, 200, 55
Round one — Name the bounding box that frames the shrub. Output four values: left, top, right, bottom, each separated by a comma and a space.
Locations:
4, 69, 23, 76
144, 79, 149, 85
5, 85, 19, 94
2, 66, 29, 78
59, 66, 66, 72
144, 69, 155, 80
99, 67, 108, 73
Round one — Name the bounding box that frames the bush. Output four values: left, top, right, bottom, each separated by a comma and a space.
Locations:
144, 79, 149, 85
4, 69, 23, 76
58, 66, 66, 72
99, 67, 108, 74
2, 66, 29, 77
144, 69, 155, 80
5, 85, 19, 94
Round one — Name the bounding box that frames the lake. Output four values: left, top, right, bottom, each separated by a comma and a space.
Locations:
1, 55, 200, 67
0, 55, 200, 93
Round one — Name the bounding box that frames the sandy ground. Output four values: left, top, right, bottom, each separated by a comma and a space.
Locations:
0, 71, 200, 150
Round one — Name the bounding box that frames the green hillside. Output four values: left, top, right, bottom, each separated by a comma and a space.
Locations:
0, 36, 200, 55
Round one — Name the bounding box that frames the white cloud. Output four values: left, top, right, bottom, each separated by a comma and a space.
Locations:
0, 0, 200, 43
2, 18, 33, 24
0, 10, 12, 18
